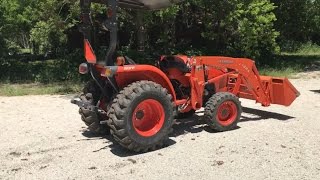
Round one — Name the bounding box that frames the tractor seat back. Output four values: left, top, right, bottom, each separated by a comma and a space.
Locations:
159, 55, 191, 73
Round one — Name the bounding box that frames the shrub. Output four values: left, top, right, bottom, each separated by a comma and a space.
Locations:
0, 52, 87, 83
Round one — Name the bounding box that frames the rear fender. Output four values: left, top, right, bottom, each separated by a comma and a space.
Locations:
105, 65, 177, 102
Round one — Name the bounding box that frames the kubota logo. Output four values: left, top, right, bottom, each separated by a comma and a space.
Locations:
219, 60, 234, 64
124, 66, 135, 71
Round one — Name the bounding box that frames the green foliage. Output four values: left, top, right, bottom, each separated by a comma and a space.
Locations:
0, 0, 79, 55
0, 2, 7, 56
30, 20, 66, 54
232, 0, 280, 59
142, 0, 279, 60
281, 42, 320, 56
259, 67, 301, 78
0, 52, 85, 83
296, 43, 320, 56
272, 0, 320, 50
0, 32, 6, 56
1, 0, 320, 84
1, 0, 37, 49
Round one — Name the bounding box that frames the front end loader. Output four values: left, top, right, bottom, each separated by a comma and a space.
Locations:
71, 0, 299, 152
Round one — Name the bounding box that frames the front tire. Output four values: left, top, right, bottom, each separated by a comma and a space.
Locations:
204, 92, 242, 132
107, 81, 174, 152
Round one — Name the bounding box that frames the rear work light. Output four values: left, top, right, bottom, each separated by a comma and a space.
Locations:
79, 63, 89, 74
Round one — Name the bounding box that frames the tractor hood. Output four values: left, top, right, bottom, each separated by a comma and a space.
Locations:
119, 0, 183, 10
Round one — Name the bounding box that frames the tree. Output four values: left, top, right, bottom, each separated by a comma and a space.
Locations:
1, 0, 281, 62
29, 0, 79, 54
0, 0, 38, 50
309, 0, 320, 44
0, 0, 80, 55
143, 0, 279, 60
272, 0, 320, 50
0, 3, 7, 56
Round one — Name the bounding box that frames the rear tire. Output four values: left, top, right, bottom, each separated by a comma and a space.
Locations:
79, 81, 110, 134
204, 92, 242, 132
107, 81, 174, 152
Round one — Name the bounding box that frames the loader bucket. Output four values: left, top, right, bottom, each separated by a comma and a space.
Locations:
260, 76, 300, 106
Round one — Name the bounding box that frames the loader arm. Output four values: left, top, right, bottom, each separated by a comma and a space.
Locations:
197, 56, 299, 107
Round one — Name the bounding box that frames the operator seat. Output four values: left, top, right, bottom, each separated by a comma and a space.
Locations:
159, 55, 191, 73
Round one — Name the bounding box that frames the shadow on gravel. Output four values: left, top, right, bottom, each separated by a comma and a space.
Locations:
171, 107, 294, 136
241, 107, 295, 122
171, 115, 205, 137
81, 107, 294, 156
310, 90, 320, 94
171, 114, 241, 135
109, 139, 176, 157
81, 130, 176, 157
81, 130, 106, 138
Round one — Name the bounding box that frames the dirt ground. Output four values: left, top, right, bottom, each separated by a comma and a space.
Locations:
0, 74, 320, 180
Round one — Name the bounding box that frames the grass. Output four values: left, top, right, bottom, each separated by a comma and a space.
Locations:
0, 82, 82, 96
259, 43, 320, 77
259, 67, 301, 78
282, 42, 320, 56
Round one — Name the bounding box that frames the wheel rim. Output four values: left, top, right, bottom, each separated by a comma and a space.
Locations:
132, 99, 165, 137
216, 100, 238, 126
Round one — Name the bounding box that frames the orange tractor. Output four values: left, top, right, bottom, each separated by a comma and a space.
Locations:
72, 0, 300, 152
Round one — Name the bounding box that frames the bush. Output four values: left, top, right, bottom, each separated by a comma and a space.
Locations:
0, 52, 87, 83
143, 0, 279, 63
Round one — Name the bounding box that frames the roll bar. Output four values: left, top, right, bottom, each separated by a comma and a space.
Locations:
80, 0, 118, 66
79, 0, 181, 65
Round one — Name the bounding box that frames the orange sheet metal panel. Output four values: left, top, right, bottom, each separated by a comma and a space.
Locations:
260, 76, 300, 106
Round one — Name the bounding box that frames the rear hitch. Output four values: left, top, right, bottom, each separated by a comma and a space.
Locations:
71, 97, 96, 110
71, 97, 108, 117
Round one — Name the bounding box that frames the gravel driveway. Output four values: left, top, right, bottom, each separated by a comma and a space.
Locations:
0, 77, 320, 180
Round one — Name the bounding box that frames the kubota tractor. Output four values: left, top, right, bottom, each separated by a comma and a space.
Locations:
72, 0, 300, 152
